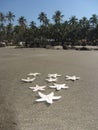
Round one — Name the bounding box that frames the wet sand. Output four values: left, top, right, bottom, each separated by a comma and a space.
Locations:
0, 48, 98, 130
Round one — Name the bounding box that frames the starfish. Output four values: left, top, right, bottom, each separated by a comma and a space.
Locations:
29, 84, 46, 91
28, 72, 40, 77
36, 91, 61, 104
48, 73, 61, 78
21, 77, 36, 83
49, 83, 69, 90
45, 77, 58, 83
65, 75, 80, 81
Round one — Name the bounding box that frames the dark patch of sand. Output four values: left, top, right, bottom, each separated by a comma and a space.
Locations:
0, 48, 98, 130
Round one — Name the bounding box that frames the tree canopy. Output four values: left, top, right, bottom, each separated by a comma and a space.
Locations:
0, 11, 98, 47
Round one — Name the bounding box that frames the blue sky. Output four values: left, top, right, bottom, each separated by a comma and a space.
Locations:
0, 0, 98, 26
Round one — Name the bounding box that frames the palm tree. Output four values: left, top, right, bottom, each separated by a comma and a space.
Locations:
69, 16, 78, 26
62, 21, 70, 41
29, 21, 36, 29
0, 12, 5, 31
18, 16, 27, 29
0, 23, 5, 31
38, 12, 49, 26
52, 10, 64, 44
79, 17, 90, 44
90, 14, 98, 28
0, 12, 6, 41
6, 11, 15, 24
0, 12, 5, 24
13, 25, 20, 44
6, 23, 13, 42
79, 17, 89, 30
52, 10, 64, 24
17, 16, 27, 42
68, 16, 79, 45
38, 12, 50, 47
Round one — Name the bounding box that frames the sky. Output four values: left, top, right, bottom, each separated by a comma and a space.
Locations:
0, 0, 98, 26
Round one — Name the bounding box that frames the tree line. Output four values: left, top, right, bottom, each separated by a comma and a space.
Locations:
0, 10, 98, 48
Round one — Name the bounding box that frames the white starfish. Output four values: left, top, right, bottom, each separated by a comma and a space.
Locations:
48, 73, 61, 78
49, 83, 69, 90
45, 77, 58, 83
28, 72, 40, 77
65, 75, 80, 81
21, 77, 36, 83
29, 84, 46, 91
36, 91, 61, 104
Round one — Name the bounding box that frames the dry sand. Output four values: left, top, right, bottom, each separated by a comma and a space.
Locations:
0, 48, 98, 130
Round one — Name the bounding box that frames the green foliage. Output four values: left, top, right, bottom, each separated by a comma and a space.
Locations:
0, 11, 98, 47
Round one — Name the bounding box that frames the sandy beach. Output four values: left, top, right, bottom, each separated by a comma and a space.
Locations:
0, 47, 98, 130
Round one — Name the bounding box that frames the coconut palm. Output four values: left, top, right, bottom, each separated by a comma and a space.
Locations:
0, 12, 5, 31
6, 23, 13, 42
52, 10, 64, 24
17, 16, 27, 42
38, 12, 50, 47
6, 11, 15, 24
78, 17, 90, 43
18, 16, 27, 29
0, 12, 6, 41
38, 12, 49, 26
52, 10, 64, 44
79, 17, 87, 28
13, 25, 20, 43
62, 21, 70, 42
69, 16, 78, 27
90, 14, 98, 28
0, 23, 5, 31
29, 21, 36, 29
68, 16, 79, 45
0, 12, 5, 24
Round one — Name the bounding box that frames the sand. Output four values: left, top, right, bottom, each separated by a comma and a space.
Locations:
0, 47, 98, 130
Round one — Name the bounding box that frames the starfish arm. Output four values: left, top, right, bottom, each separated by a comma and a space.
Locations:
45, 79, 49, 81
48, 74, 54, 76
31, 78, 36, 81
77, 77, 80, 80
53, 76, 56, 78
65, 77, 70, 80
49, 85, 56, 88
36, 98, 46, 102
30, 87, 46, 92
21, 79, 27, 82
56, 74, 61, 77
65, 75, 70, 78
45, 80, 50, 83
28, 73, 33, 76
48, 81, 52, 83
39, 88, 45, 91
38, 92, 46, 98
40, 86, 46, 88
36, 72, 40, 75
29, 87, 34, 89
62, 84, 66, 86
56, 87, 61, 90
21, 79, 31, 82
48, 74, 52, 77
48, 74, 61, 78
48, 92, 54, 97
33, 88, 38, 91
28, 73, 40, 77
63, 86, 69, 88
53, 96, 61, 100
54, 78, 58, 82
46, 98, 53, 104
